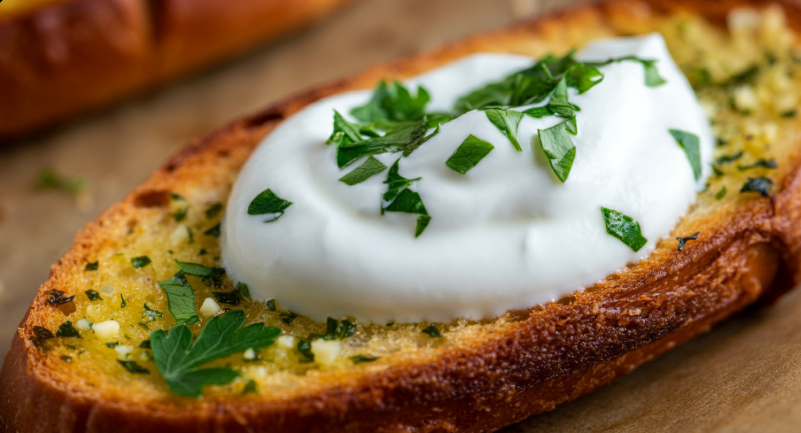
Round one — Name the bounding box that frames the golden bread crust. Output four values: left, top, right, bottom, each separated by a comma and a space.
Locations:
0, 0, 357, 141
3, 0, 801, 432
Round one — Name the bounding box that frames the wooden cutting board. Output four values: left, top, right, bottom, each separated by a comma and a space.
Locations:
0, 0, 798, 431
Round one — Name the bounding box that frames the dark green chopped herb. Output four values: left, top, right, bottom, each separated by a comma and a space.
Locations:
138, 322, 151, 331
187, 227, 194, 244
351, 80, 430, 123
280, 311, 298, 325
205, 203, 223, 219
118, 360, 150, 374
36, 168, 90, 195
715, 151, 744, 165
715, 186, 727, 200
421, 324, 442, 338
56, 321, 81, 338
339, 156, 387, 185
738, 159, 777, 170
402, 123, 440, 157
139, 340, 151, 349
174, 260, 225, 278
327, 110, 365, 147
781, 109, 797, 118
537, 120, 576, 183
677, 232, 700, 252
85, 261, 99, 271
320, 318, 356, 340
564, 116, 578, 135
242, 379, 258, 395
32, 326, 54, 341
201, 276, 223, 288
694, 68, 713, 86
131, 256, 151, 269
85, 290, 102, 301
170, 193, 185, 201
712, 165, 725, 177
485, 108, 524, 151
106, 342, 120, 348
522, 106, 552, 118
626, 57, 667, 87
380, 160, 431, 236
297, 339, 314, 362
415, 215, 431, 238
350, 355, 380, 364
236, 282, 251, 301
212, 291, 241, 306
120, 294, 127, 308
172, 207, 189, 223
266, 299, 277, 312
247, 189, 293, 222
547, 77, 575, 118
204, 224, 221, 237
150, 310, 280, 397
600, 207, 648, 252
157, 272, 199, 325
60, 355, 72, 363
445, 135, 494, 174
143, 303, 163, 322
565, 63, 604, 93
668, 129, 702, 181
47, 289, 74, 305
199, 249, 207, 256
726, 65, 760, 87
740, 177, 773, 197
337, 119, 429, 168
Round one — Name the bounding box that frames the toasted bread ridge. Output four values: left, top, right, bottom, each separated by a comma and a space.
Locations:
4, 1, 801, 432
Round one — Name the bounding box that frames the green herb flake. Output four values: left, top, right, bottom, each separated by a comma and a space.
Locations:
247, 189, 293, 222
143, 303, 163, 322
738, 159, 777, 171
677, 231, 700, 252
266, 299, 277, 312
120, 294, 127, 308
522, 106, 552, 118
139, 340, 151, 349
668, 129, 702, 181
84, 261, 99, 271
537, 120, 576, 183
566, 63, 604, 93
339, 156, 387, 185
205, 203, 223, 220
296, 339, 314, 362
622, 57, 667, 87
174, 260, 225, 278
715, 186, 727, 200
321, 318, 356, 340
157, 272, 199, 325
172, 207, 189, 223
485, 109, 524, 151
547, 78, 575, 118
204, 224, 221, 237
350, 355, 380, 364
55, 321, 81, 338
85, 290, 102, 301
236, 282, 251, 301
212, 291, 240, 306
716, 151, 744, 165
131, 256, 152, 269
445, 135, 495, 174
351, 80, 430, 123
36, 168, 90, 195
242, 379, 258, 395
740, 177, 773, 197
421, 324, 442, 338
106, 342, 120, 349
150, 310, 280, 397
60, 355, 72, 363
327, 110, 364, 147
781, 109, 797, 119
170, 193, 185, 201
280, 311, 298, 325
415, 215, 431, 238
118, 360, 150, 374
600, 207, 648, 252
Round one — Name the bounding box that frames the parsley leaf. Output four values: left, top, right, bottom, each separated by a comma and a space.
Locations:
131, 256, 151, 269
205, 203, 223, 219
150, 310, 280, 397
339, 156, 387, 185
381, 159, 421, 209
174, 260, 224, 278
336, 119, 428, 168
522, 106, 552, 118
621, 57, 666, 87
85, 261, 99, 271
118, 360, 150, 374
715, 151, 743, 165
421, 324, 442, 338
547, 77, 574, 118
143, 303, 163, 321
327, 110, 364, 146
565, 63, 604, 93
668, 129, 702, 181
317, 317, 356, 340
738, 159, 777, 170
601, 207, 648, 252
351, 80, 430, 123
157, 272, 199, 325
266, 299, 277, 312
677, 231, 700, 252
85, 290, 102, 301
537, 120, 576, 183
247, 189, 292, 222
203, 224, 220, 237
55, 321, 81, 338
740, 177, 773, 197
212, 291, 240, 306
350, 355, 380, 363
120, 294, 127, 308
485, 109, 523, 151
445, 135, 494, 174
715, 186, 727, 200
236, 282, 251, 301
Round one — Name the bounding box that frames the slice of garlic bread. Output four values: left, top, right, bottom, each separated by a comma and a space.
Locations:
4, 1, 801, 432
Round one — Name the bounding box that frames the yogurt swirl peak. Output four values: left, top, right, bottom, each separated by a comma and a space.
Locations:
222, 34, 713, 324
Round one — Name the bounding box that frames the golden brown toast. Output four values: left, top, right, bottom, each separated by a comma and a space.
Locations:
0, 0, 358, 141
3, 0, 801, 431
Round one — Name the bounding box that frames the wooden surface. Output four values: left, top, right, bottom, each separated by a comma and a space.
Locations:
0, 0, 799, 431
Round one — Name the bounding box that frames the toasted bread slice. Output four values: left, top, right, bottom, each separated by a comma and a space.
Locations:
3, 0, 801, 431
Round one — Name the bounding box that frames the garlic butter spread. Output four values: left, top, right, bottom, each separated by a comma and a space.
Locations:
222, 34, 713, 324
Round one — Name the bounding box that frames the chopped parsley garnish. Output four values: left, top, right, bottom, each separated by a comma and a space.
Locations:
205, 203, 223, 219
85, 290, 102, 301
485, 108, 523, 151
327, 110, 364, 147
150, 310, 280, 397
715, 186, 727, 200
120, 294, 127, 308
445, 135, 494, 174
247, 189, 293, 222
131, 256, 151, 269
382, 159, 431, 237
740, 177, 773, 197
157, 272, 199, 325
312, 318, 356, 341
139, 340, 151, 349
236, 282, 251, 301
172, 207, 189, 223
601, 207, 648, 252
204, 224, 221, 237
781, 109, 797, 118
174, 260, 225, 278
538, 120, 576, 182
738, 159, 777, 170
47, 289, 74, 305
715, 151, 743, 165
522, 106, 552, 118
668, 129, 702, 181
36, 168, 90, 196
421, 324, 442, 338
84, 261, 99, 271
677, 232, 700, 252
266, 299, 277, 312
212, 291, 240, 306
351, 80, 430, 123
242, 379, 258, 395
280, 311, 298, 325
170, 193, 185, 201
350, 355, 380, 363
623, 57, 667, 87
547, 77, 575, 118
339, 156, 387, 185
106, 342, 120, 348
118, 360, 150, 375
296, 339, 314, 362
143, 303, 163, 321
55, 321, 81, 338
30, 326, 55, 348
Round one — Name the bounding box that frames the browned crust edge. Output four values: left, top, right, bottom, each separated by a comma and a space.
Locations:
0, 0, 358, 141
4, 0, 801, 432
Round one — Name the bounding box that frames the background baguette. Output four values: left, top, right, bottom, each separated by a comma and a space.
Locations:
3, 0, 801, 432
0, 0, 357, 142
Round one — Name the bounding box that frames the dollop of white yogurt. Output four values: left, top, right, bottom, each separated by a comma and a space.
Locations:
222, 34, 713, 324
